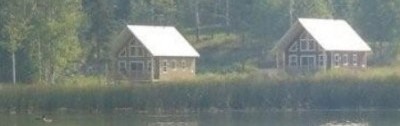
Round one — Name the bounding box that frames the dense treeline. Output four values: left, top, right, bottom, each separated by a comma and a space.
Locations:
0, 0, 400, 84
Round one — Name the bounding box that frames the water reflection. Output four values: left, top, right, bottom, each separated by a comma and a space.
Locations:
320, 121, 369, 126
0, 110, 400, 126
148, 122, 198, 126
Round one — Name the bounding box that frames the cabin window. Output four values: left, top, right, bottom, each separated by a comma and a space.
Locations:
119, 48, 127, 57
300, 56, 316, 68
289, 41, 298, 52
289, 55, 298, 67
343, 54, 349, 66
318, 54, 325, 67
130, 61, 144, 72
129, 39, 145, 57
147, 60, 152, 72
171, 60, 177, 70
299, 40, 315, 51
118, 61, 127, 74
180, 60, 187, 70
352, 54, 358, 66
162, 60, 168, 72
299, 32, 316, 52
334, 54, 341, 68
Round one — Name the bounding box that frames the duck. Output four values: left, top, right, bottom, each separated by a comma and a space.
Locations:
35, 115, 53, 123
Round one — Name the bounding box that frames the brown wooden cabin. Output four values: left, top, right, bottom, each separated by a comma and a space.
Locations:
111, 25, 200, 82
274, 18, 372, 73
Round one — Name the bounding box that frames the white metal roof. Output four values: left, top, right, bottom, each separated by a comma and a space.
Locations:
299, 18, 372, 51
127, 25, 200, 57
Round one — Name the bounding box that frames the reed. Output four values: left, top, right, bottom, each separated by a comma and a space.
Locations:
1, 67, 400, 113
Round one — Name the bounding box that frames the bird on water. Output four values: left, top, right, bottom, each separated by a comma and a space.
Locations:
35, 115, 53, 123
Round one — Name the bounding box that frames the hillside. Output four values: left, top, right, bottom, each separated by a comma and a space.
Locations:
0, 0, 399, 84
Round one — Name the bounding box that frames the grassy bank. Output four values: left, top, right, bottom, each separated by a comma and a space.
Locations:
1, 67, 400, 113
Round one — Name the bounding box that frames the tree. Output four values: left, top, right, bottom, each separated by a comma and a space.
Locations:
82, 0, 114, 64
0, 0, 33, 84
28, 0, 83, 84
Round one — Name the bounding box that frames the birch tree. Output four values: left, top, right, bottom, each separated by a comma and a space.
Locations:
0, 0, 33, 84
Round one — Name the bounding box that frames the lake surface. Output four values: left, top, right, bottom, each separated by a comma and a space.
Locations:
1, 110, 399, 126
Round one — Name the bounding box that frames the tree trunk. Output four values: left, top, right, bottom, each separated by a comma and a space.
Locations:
12, 52, 16, 85
38, 39, 42, 84
195, 0, 201, 42
289, 0, 295, 25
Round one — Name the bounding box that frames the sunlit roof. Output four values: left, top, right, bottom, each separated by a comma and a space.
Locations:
299, 18, 371, 51
127, 25, 200, 57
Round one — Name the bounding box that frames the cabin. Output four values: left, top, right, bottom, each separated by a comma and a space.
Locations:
111, 25, 200, 82
274, 18, 372, 73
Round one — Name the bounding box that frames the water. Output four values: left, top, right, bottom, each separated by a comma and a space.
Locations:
1, 110, 399, 126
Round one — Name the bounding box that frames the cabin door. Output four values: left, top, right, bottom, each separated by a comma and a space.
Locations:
154, 59, 160, 80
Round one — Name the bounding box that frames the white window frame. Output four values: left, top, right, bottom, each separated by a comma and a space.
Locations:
343, 54, 349, 66
318, 54, 325, 67
129, 61, 144, 72
352, 54, 358, 66
300, 55, 316, 68
162, 60, 168, 73
288, 55, 298, 67
300, 39, 308, 51
299, 32, 316, 52
181, 60, 187, 70
118, 61, 127, 74
334, 53, 341, 68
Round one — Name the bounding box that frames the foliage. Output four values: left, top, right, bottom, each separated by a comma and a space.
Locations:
1, 0, 400, 83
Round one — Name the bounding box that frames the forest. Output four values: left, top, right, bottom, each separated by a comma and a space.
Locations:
0, 0, 400, 84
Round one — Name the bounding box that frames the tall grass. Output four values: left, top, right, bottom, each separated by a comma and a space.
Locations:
1, 67, 400, 113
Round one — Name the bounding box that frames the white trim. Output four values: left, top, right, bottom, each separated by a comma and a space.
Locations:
299, 32, 316, 52
343, 54, 349, 66
288, 55, 298, 67
180, 60, 187, 70
300, 55, 316, 68
129, 61, 144, 72
334, 53, 341, 68
289, 41, 298, 52
162, 60, 168, 73
300, 39, 308, 51
318, 54, 325, 67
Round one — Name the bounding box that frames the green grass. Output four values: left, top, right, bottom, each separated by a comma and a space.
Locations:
1, 66, 400, 113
